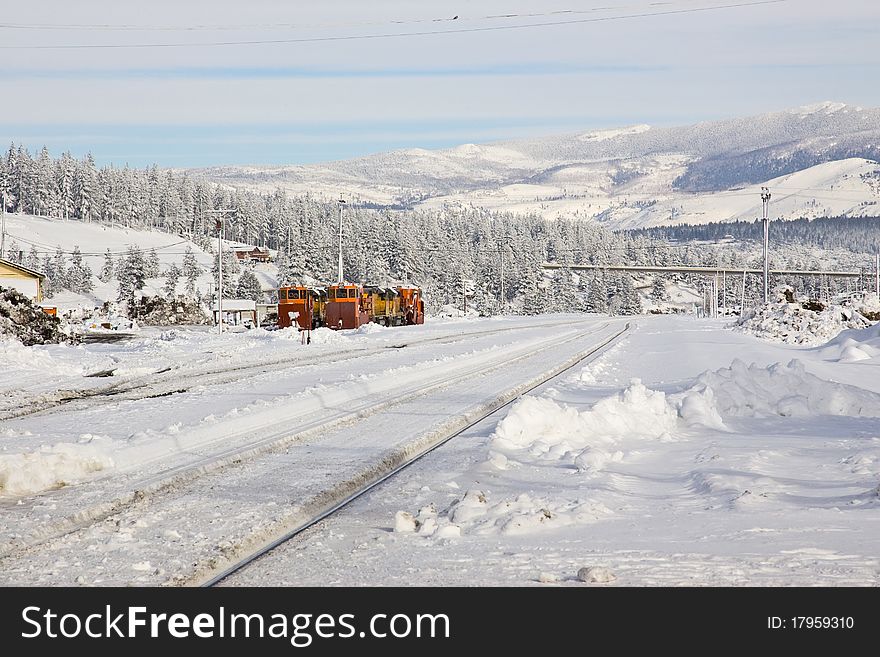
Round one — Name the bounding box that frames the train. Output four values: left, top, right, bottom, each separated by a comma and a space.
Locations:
277, 283, 425, 330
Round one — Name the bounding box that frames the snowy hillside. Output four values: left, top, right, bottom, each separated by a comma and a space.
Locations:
193, 102, 880, 228
1, 213, 278, 311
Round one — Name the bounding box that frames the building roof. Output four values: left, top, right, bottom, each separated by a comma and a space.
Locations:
212, 299, 257, 312
0, 258, 45, 279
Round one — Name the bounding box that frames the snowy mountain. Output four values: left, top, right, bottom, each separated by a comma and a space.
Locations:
193, 102, 880, 228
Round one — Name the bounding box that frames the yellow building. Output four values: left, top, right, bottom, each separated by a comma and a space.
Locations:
0, 258, 45, 302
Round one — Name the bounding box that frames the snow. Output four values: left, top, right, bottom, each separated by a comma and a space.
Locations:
196, 103, 880, 228
577, 124, 651, 142
735, 292, 873, 345
0, 437, 115, 496
2, 314, 880, 586
203, 315, 880, 587
819, 322, 880, 363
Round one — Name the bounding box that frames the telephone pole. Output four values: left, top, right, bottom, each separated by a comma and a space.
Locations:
0, 191, 6, 259
337, 197, 346, 283
761, 187, 771, 303
875, 253, 879, 296
205, 209, 232, 334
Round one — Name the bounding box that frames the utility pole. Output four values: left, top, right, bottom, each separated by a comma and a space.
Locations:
217, 215, 224, 333
205, 208, 231, 334
875, 253, 879, 297
740, 269, 747, 315
0, 191, 5, 259
761, 187, 771, 303
721, 269, 726, 313
337, 197, 346, 283
499, 240, 507, 314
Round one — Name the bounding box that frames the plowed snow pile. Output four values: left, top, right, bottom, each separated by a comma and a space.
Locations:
734, 289, 875, 345
0, 436, 115, 496
736, 301, 870, 345
395, 356, 880, 539
818, 321, 880, 362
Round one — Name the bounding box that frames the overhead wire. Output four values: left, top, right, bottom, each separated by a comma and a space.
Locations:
0, 1, 786, 50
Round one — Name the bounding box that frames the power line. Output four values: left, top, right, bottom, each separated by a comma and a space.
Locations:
0, 1, 716, 32
0, 1, 786, 50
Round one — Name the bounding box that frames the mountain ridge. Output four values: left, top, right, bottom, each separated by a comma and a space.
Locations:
191, 102, 880, 228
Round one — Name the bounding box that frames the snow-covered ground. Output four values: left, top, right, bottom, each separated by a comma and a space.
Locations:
1, 314, 878, 586
219, 316, 880, 587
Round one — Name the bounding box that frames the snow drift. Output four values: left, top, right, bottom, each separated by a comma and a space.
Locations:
818, 321, 880, 363
0, 437, 115, 496
487, 358, 880, 475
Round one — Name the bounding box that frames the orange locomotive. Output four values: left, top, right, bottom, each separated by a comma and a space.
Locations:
326, 283, 370, 330
278, 283, 424, 331
277, 285, 327, 330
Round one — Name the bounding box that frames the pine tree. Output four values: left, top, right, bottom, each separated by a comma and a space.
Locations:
163, 263, 181, 298
41, 254, 57, 297
212, 249, 238, 297
25, 246, 40, 272
116, 245, 147, 309
5, 240, 22, 264
650, 276, 668, 303
51, 248, 68, 291
236, 269, 263, 301
68, 246, 94, 294
585, 271, 609, 313
181, 247, 203, 297
100, 249, 115, 282
146, 248, 160, 278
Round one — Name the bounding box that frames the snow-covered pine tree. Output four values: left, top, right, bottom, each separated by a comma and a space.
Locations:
25, 246, 40, 272
163, 263, 181, 298
551, 268, 581, 313
146, 248, 160, 278
236, 269, 263, 302
4, 240, 22, 264
650, 276, 668, 303
211, 249, 237, 297
51, 248, 68, 291
585, 271, 609, 313
116, 245, 147, 310
41, 254, 57, 298
99, 249, 114, 283
181, 247, 202, 297
609, 274, 641, 315
68, 246, 94, 294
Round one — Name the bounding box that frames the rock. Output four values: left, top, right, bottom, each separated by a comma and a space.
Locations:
435, 525, 461, 539
393, 511, 417, 533
577, 566, 616, 583
538, 572, 559, 583
417, 517, 438, 536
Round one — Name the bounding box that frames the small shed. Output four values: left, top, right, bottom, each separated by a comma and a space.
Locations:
212, 299, 257, 328
0, 258, 45, 302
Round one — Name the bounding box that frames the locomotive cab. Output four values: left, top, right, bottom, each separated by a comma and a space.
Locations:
278, 285, 326, 330
397, 285, 425, 325
326, 283, 370, 330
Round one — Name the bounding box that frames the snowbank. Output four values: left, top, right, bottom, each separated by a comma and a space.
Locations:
486, 358, 880, 477
0, 437, 115, 496
818, 322, 880, 362
688, 359, 880, 417
735, 289, 873, 345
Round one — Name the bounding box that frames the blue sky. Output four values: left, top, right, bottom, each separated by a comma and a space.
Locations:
1, 0, 877, 168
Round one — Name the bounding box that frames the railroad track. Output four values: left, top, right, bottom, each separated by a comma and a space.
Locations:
201, 321, 630, 587
0, 320, 624, 567
0, 318, 588, 423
